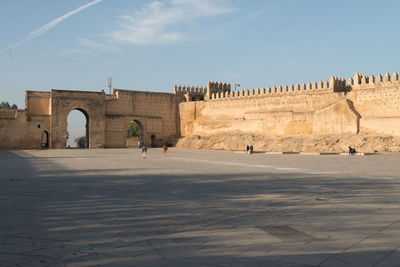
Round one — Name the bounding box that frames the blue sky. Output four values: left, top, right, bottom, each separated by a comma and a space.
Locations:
1, 0, 400, 145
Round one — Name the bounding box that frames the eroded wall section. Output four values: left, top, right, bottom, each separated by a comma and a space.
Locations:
179, 87, 354, 137
180, 73, 400, 138
347, 72, 400, 135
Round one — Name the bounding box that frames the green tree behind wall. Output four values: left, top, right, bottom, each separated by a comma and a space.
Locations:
127, 122, 140, 138
74, 136, 87, 148
0, 102, 17, 109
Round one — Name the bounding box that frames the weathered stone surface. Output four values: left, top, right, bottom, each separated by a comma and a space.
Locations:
176, 133, 400, 153
180, 72, 400, 139
1, 71, 400, 150
313, 99, 359, 135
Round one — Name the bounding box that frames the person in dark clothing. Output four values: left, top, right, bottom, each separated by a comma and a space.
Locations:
246, 145, 249, 154
142, 145, 148, 159
348, 146, 356, 155
250, 145, 254, 154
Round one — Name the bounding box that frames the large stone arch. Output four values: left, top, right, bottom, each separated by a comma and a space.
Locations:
66, 108, 90, 148
50, 90, 105, 149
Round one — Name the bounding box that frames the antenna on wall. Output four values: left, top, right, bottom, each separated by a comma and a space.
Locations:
107, 77, 112, 94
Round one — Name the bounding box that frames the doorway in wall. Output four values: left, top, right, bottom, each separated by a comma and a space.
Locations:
66, 109, 89, 148
41, 130, 49, 149
126, 120, 144, 147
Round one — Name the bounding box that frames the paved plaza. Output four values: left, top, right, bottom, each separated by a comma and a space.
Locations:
1, 148, 400, 266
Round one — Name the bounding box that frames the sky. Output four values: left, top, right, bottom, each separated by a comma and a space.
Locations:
1, 0, 400, 146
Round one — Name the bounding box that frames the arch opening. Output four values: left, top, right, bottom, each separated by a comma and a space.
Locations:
126, 120, 144, 148
41, 130, 49, 149
66, 109, 89, 149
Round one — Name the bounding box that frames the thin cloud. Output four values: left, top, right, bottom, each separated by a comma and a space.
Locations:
78, 38, 120, 53
107, 0, 233, 45
0, 0, 102, 55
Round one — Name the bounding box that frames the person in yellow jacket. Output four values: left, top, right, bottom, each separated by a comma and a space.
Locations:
162, 144, 168, 156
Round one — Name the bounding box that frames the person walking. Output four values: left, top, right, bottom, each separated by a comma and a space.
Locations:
162, 144, 168, 156
142, 145, 148, 159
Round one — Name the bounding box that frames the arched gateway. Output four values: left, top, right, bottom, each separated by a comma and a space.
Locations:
50, 90, 105, 149
66, 109, 90, 148
1, 89, 180, 149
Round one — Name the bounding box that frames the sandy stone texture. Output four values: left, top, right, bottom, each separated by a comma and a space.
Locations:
177, 133, 400, 153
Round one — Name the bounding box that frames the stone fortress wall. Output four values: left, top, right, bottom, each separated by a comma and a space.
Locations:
0, 91, 51, 149
0, 71, 399, 150
178, 72, 400, 139
104, 89, 180, 148
0, 89, 181, 149
347, 73, 400, 136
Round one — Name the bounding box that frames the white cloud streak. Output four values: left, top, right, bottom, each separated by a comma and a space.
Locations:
78, 38, 120, 53
107, 0, 233, 45
0, 0, 102, 55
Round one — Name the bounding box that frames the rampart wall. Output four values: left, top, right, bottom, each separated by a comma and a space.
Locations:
0, 109, 50, 149
0, 90, 52, 149
179, 73, 398, 138
347, 72, 400, 135
1, 71, 399, 150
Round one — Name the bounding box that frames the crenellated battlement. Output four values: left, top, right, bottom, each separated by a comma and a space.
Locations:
206, 82, 231, 100
173, 81, 232, 101
173, 71, 400, 102
349, 72, 399, 89
173, 84, 207, 95
173, 84, 207, 102
209, 76, 347, 100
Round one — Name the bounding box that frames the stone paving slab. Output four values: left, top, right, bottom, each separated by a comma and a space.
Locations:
1, 148, 400, 266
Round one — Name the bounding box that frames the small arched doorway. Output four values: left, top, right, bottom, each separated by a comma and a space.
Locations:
41, 131, 49, 149
126, 120, 144, 147
66, 109, 89, 149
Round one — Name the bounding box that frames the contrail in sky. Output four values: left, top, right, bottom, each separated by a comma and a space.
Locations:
0, 0, 102, 55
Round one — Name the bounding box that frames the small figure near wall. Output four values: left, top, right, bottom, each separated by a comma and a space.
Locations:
142, 145, 148, 159
348, 146, 356, 156
162, 143, 168, 156
246, 145, 249, 154
250, 145, 254, 154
